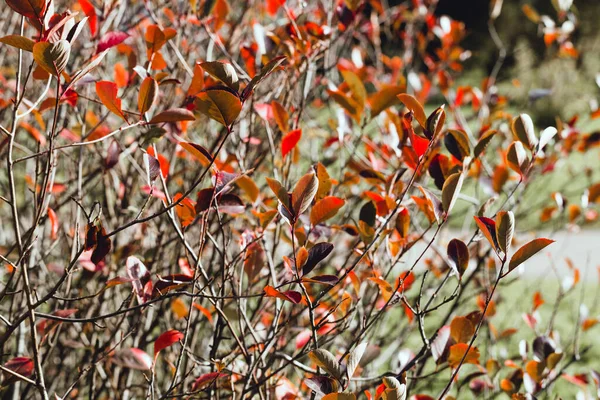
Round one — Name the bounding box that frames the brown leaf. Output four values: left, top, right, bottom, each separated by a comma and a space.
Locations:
508, 238, 554, 273
138, 76, 158, 115
195, 87, 242, 127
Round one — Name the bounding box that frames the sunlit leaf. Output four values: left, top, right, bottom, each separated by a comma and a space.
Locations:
508, 238, 555, 273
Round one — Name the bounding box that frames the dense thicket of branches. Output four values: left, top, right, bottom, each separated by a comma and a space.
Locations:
0, 0, 598, 399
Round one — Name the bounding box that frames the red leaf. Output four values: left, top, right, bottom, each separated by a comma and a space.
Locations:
79, 0, 97, 37
154, 329, 184, 357
192, 372, 227, 391
281, 129, 302, 158
266, 0, 285, 16
96, 31, 129, 54
2, 357, 33, 386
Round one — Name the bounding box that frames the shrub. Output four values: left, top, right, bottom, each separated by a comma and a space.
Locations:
0, 0, 598, 399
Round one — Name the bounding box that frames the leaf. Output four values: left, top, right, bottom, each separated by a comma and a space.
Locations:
310, 196, 345, 225
341, 69, 366, 109
180, 142, 213, 166
445, 129, 470, 161
425, 105, 446, 140
448, 344, 480, 368
96, 81, 126, 121
266, 177, 290, 210
506, 141, 528, 176
538, 127, 557, 153
200, 61, 239, 91
79, 0, 97, 36
47, 207, 58, 240
282, 129, 302, 158
272, 100, 289, 132
495, 211, 514, 253
5, 0, 45, 19
450, 316, 475, 344
474, 129, 497, 158
322, 394, 356, 400
302, 275, 338, 285
419, 186, 443, 224
66, 16, 90, 44
368, 85, 403, 118
138, 77, 158, 115
303, 242, 334, 276
441, 172, 463, 216
291, 171, 318, 218
195, 87, 242, 127
154, 329, 184, 357
172, 193, 196, 227
263, 285, 302, 304
33, 40, 71, 76
0, 35, 35, 52
431, 325, 451, 363
309, 349, 342, 380
191, 372, 227, 391
511, 113, 537, 150
346, 342, 367, 379
149, 108, 195, 124
382, 377, 407, 400
473, 216, 498, 250
395, 207, 410, 238
152, 274, 193, 297
111, 348, 153, 370
447, 238, 469, 277
171, 298, 188, 319
397, 93, 426, 128
187, 63, 205, 96
2, 357, 34, 384
96, 31, 129, 53
143, 153, 161, 184
126, 256, 150, 303
305, 376, 340, 396
508, 238, 554, 273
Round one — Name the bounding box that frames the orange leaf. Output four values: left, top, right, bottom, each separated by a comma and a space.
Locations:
264, 285, 302, 304
47, 207, 58, 240
397, 93, 427, 128
448, 343, 480, 368
450, 316, 474, 344
179, 142, 213, 166
310, 196, 345, 225
192, 303, 213, 323
172, 193, 196, 227
96, 81, 126, 121
272, 100, 288, 132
